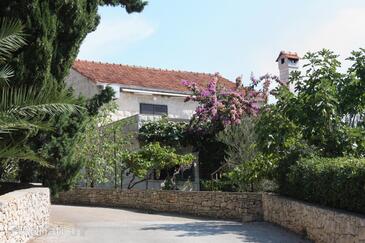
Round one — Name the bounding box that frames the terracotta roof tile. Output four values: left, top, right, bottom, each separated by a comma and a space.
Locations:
276, 51, 300, 62
73, 60, 235, 92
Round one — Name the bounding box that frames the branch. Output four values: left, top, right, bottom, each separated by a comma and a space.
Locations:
128, 175, 148, 189
127, 174, 135, 189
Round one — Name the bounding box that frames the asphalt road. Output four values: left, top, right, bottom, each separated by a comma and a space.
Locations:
31, 205, 309, 243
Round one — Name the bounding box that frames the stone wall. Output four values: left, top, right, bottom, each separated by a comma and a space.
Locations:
262, 193, 365, 243
55, 188, 365, 242
53, 188, 263, 222
0, 188, 50, 243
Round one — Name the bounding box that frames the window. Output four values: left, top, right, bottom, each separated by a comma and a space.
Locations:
140, 103, 168, 115
289, 59, 297, 64
281, 58, 285, 64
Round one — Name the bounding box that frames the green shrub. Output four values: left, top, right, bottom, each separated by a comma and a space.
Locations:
216, 117, 258, 165
226, 154, 277, 192
286, 157, 365, 214
200, 179, 237, 192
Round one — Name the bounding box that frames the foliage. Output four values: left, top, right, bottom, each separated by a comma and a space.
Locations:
86, 86, 115, 116
183, 73, 275, 178
225, 154, 277, 192
290, 50, 346, 156
0, 18, 77, 164
0, 0, 147, 87
16, 87, 115, 193
30, 106, 87, 192
256, 49, 365, 193
338, 48, 365, 126
1, 86, 77, 136
161, 177, 175, 190
255, 103, 317, 192
121, 142, 195, 189
0, 0, 146, 188
183, 73, 272, 137
217, 116, 258, 165
200, 179, 237, 192
0, 18, 26, 84
0, 159, 19, 181
138, 116, 188, 147
286, 157, 365, 214
71, 100, 130, 188
215, 117, 278, 192
289, 49, 364, 156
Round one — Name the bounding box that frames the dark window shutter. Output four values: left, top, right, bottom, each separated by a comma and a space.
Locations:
140, 103, 168, 115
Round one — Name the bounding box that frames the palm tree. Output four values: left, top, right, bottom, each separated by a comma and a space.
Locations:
0, 18, 77, 161
0, 18, 26, 84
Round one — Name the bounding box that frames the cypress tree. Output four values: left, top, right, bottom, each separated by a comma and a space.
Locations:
0, 1, 146, 192
0, 0, 147, 87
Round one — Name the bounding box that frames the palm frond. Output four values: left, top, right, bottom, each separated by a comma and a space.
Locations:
0, 86, 79, 118
0, 85, 80, 142
0, 145, 50, 167
0, 117, 51, 135
6, 103, 78, 119
0, 18, 26, 62
0, 64, 14, 85
0, 18, 79, 164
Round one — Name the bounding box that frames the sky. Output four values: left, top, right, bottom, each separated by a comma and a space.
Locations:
78, 0, 365, 85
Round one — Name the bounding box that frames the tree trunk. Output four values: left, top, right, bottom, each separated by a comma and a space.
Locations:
128, 176, 147, 189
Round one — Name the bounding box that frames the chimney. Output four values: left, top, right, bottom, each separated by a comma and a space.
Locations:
276, 51, 299, 92
235, 76, 242, 89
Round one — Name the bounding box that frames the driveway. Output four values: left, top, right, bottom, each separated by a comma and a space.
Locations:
31, 205, 309, 243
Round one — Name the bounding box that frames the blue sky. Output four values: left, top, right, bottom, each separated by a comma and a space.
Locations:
78, 0, 365, 85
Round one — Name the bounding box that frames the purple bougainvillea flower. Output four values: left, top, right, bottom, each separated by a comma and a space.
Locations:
181, 80, 191, 86
181, 73, 274, 135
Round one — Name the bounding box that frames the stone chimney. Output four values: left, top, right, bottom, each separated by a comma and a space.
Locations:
276, 51, 299, 92
235, 76, 242, 89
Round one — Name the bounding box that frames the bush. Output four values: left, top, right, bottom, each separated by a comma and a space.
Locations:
200, 179, 237, 192
226, 154, 277, 192
200, 177, 277, 192
286, 157, 365, 214
216, 116, 257, 165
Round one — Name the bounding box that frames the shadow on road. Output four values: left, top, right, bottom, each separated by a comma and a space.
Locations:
141, 221, 310, 243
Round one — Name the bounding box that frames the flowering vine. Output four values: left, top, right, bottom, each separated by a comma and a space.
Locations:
182, 73, 277, 136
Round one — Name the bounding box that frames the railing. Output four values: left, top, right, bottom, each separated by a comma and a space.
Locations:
210, 163, 230, 181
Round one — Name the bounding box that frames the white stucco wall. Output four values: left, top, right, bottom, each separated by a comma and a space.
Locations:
112, 92, 197, 120
65, 70, 198, 120
65, 69, 99, 98
278, 57, 299, 92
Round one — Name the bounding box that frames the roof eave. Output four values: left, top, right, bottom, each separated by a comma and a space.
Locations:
96, 83, 192, 97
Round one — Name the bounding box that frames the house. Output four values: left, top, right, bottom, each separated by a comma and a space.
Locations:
66, 60, 235, 190
67, 53, 299, 118
66, 53, 299, 190
66, 60, 235, 121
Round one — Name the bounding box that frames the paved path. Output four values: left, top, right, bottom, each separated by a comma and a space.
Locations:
31, 205, 309, 243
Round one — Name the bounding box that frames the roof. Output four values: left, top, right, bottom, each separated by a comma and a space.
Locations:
72, 60, 235, 93
276, 51, 300, 62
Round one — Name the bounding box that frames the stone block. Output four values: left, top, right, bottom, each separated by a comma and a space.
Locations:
359, 226, 365, 240
0, 188, 50, 243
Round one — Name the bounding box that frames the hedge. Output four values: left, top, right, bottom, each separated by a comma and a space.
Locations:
285, 157, 365, 214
